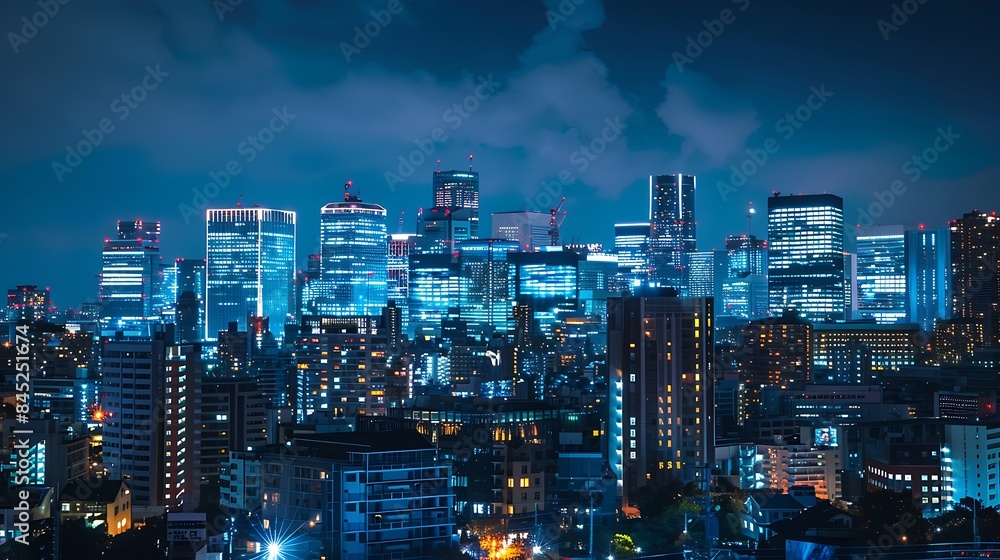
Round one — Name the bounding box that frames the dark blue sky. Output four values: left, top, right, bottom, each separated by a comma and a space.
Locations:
2, 0, 998, 310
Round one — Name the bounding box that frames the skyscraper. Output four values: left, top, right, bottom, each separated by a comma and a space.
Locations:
950, 211, 1000, 346
614, 222, 650, 287
389, 233, 417, 332
408, 253, 462, 339
648, 174, 696, 289
434, 169, 480, 237
99, 219, 161, 322
459, 239, 518, 338
492, 211, 552, 252
312, 187, 388, 317
906, 226, 951, 332
205, 208, 296, 341
856, 225, 908, 324
607, 288, 714, 505
767, 193, 846, 323
175, 258, 206, 343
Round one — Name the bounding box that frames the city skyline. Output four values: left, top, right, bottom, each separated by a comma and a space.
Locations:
2, 1, 998, 308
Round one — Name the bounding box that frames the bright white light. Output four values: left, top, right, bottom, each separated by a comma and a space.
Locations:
636, 547, 642, 553
532, 545, 542, 554
267, 542, 280, 560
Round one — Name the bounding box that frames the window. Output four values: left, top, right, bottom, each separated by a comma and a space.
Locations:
520, 478, 530, 488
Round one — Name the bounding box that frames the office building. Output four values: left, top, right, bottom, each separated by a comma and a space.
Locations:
950, 211, 1000, 346
458, 239, 518, 338
174, 258, 205, 343
434, 169, 480, 237
512, 249, 580, 336
408, 253, 462, 339
99, 220, 161, 322
205, 208, 295, 341
200, 379, 267, 483
493, 211, 552, 252
419, 206, 476, 254
614, 222, 650, 286
767, 194, 846, 323
906, 227, 951, 333
310, 191, 389, 317
812, 322, 920, 384
856, 225, 908, 324
388, 233, 417, 332
648, 174, 696, 289
607, 288, 714, 507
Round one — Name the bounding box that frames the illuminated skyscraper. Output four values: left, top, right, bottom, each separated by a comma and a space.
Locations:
434, 169, 479, 237
614, 222, 650, 286
906, 226, 951, 332
99, 219, 161, 322
856, 225, 908, 324
311, 188, 388, 317
389, 233, 417, 332
7, 285, 52, 322
950, 211, 1000, 346
175, 258, 206, 342
649, 174, 696, 289
205, 208, 295, 341
459, 239, 518, 337
408, 253, 462, 339
767, 194, 846, 323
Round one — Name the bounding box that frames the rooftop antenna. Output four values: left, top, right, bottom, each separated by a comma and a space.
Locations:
469, 153, 473, 171
436, 159, 441, 172
344, 180, 353, 202
236, 194, 243, 208
746, 201, 756, 237
398, 211, 405, 233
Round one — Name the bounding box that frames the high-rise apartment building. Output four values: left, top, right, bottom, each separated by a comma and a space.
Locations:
950, 211, 1000, 346
607, 287, 714, 506
205, 208, 295, 341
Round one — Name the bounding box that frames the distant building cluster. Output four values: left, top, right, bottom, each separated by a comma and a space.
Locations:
2, 166, 999, 559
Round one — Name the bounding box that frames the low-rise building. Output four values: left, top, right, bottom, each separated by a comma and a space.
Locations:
59, 479, 132, 535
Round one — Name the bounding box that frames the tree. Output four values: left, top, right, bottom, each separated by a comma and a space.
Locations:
59, 518, 110, 560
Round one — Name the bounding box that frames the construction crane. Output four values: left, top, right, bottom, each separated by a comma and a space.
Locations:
549, 197, 567, 246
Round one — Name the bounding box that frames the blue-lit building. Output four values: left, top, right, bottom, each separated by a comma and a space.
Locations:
389, 233, 418, 332
434, 169, 479, 238
99, 219, 161, 322
856, 225, 908, 324
174, 258, 205, 343
205, 208, 295, 341
493, 211, 551, 252
719, 235, 768, 320
310, 191, 388, 317
458, 239, 518, 338
418, 206, 475, 254
767, 194, 846, 323
649, 174, 697, 290
614, 222, 650, 287
684, 250, 725, 299
408, 253, 462, 339
906, 227, 951, 332
512, 248, 580, 335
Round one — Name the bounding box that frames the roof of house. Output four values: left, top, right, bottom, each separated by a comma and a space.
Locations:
60, 479, 128, 503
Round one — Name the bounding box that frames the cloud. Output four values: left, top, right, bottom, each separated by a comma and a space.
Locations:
655, 66, 760, 166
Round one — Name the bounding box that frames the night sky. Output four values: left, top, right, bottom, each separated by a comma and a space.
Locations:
2, 0, 998, 310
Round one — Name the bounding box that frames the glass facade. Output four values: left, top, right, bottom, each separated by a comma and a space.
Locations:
205, 208, 295, 341
767, 194, 846, 323
649, 174, 696, 289
99, 219, 160, 322
313, 199, 388, 317
906, 227, 951, 332
458, 239, 518, 338
408, 253, 462, 338
856, 225, 907, 324
434, 169, 479, 237
492, 211, 551, 252
614, 222, 650, 286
